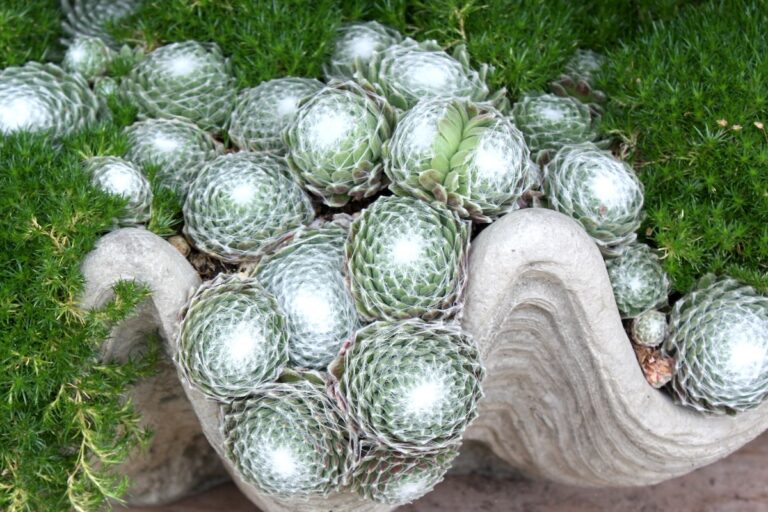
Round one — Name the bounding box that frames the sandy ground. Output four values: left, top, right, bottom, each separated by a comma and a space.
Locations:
128, 432, 768, 512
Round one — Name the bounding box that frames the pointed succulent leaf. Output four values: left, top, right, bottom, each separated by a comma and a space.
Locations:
62, 35, 114, 80
631, 309, 668, 347
61, 0, 141, 47
325, 21, 402, 80
86, 156, 152, 227
606, 242, 670, 318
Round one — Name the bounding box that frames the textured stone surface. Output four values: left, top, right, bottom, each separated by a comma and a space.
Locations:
462, 208, 768, 486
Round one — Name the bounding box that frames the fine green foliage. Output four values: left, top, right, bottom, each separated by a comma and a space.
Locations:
0, 1, 62, 67
600, 0, 768, 291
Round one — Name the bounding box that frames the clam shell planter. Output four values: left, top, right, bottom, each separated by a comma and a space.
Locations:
81, 209, 768, 509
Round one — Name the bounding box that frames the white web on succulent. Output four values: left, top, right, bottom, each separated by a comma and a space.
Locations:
298, 94, 365, 158
346, 34, 377, 60
467, 122, 528, 201
67, 44, 88, 65
708, 309, 768, 385
152, 133, 182, 153
580, 154, 642, 214
222, 320, 267, 369
275, 95, 301, 118
289, 285, 336, 334
0, 93, 51, 133
387, 474, 432, 504
392, 367, 452, 428
390, 52, 471, 100
390, 100, 447, 169
98, 163, 143, 196
167, 53, 203, 77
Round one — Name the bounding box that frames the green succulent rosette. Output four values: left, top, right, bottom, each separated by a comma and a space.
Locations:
93, 76, 119, 97
283, 80, 395, 207
346, 196, 470, 321
61, 0, 141, 47
511, 92, 599, 161
330, 320, 484, 453
325, 21, 402, 80
183, 152, 314, 263
121, 41, 237, 130
662, 276, 768, 415
544, 142, 644, 256
0, 62, 101, 137
176, 274, 289, 400
124, 118, 223, 196
222, 379, 355, 497
384, 97, 535, 222
631, 309, 668, 347
86, 156, 152, 227
228, 77, 323, 152
550, 49, 607, 115
360, 38, 505, 111
351, 444, 459, 504
62, 35, 114, 80
250, 217, 360, 370
606, 242, 670, 318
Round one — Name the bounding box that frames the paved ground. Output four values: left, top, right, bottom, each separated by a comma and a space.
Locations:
128, 432, 768, 512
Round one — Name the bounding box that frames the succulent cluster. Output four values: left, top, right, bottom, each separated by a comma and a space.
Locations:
85, 156, 152, 227
606, 242, 669, 318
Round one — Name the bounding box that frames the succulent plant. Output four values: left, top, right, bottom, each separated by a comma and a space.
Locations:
62, 35, 114, 80
346, 196, 470, 321
325, 21, 402, 79
121, 41, 237, 130
222, 379, 354, 497
61, 0, 141, 46
86, 156, 152, 227
124, 118, 223, 196
360, 38, 504, 111
550, 49, 607, 115
511, 92, 598, 160
663, 276, 768, 414
331, 320, 484, 453
251, 218, 360, 370
606, 242, 670, 318
544, 142, 644, 256
631, 309, 668, 348
183, 152, 315, 263
351, 445, 459, 505
384, 98, 535, 222
177, 274, 289, 400
93, 76, 119, 97
228, 77, 323, 152
283, 80, 395, 207
0, 62, 101, 137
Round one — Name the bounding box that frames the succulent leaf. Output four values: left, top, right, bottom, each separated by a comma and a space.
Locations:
606, 242, 670, 318
631, 309, 668, 347
325, 21, 403, 80
86, 156, 152, 227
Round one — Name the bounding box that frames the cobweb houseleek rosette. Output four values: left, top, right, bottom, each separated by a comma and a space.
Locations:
359, 38, 506, 111
124, 118, 223, 196
62, 35, 114, 80
384, 98, 535, 222
250, 217, 360, 370
511, 92, 599, 161
631, 310, 668, 348
222, 379, 355, 497
86, 156, 152, 227
0, 62, 101, 137
228, 77, 323, 152
544, 142, 644, 257
606, 242, 670, 319
61, 0, 141, 46
183, 152, 314, 263
324, 21, 402, 80
176, 273, 289, 400
121, 41, 237, 130
662, 276, 768, 415
283, 80, 395, 207
346, 196, 470, 321
330, 320, 484, 453
350, 444, 459, 505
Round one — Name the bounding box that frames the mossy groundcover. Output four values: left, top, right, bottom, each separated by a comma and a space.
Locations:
1, 1, 766, 510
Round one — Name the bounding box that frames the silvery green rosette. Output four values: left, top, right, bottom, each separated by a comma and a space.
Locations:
0, 62, 101, 137
93, 76, 118, 97
250, 217, 360, 370
384, 97, 535, 222
86, 156, 152, 227
662, 275, 768, 415
544, 142, 644, 256
222, 379, 355, 497
346, 196, 470, 321
550, 49, 607, 115
631, 310, 668, 347
606, 242, 670, 319
359, 38, 505, 111
511, 92, 598, 160
121, 41, 237, 130
61, 0, 141, 46
124, 118, 223, 196
62, 35, 114, 80
183, 152, 314, 263
283, 80, 395, 207
176, 273, 289, 400
325, 21, 402, 80
330, 320, 484, 454
350, 445, 459, 504
228, 77, 323, 152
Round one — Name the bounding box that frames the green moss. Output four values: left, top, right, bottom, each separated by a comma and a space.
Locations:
0, 1, 62, 67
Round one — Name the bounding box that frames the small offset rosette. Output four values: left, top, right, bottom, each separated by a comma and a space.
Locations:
544, 142, 644, 257
324, 21, 403, 80
345, 196, 470, 321
183, 152, 315, 263
384, 97, 536, 222
86, 156, 152, 227
606, 242, 670, 318
221, 377, 356, 497
549, 49, 607, 116
176, 273, 289, 400
663, 275, 768, 414
62, 35, 114, 80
